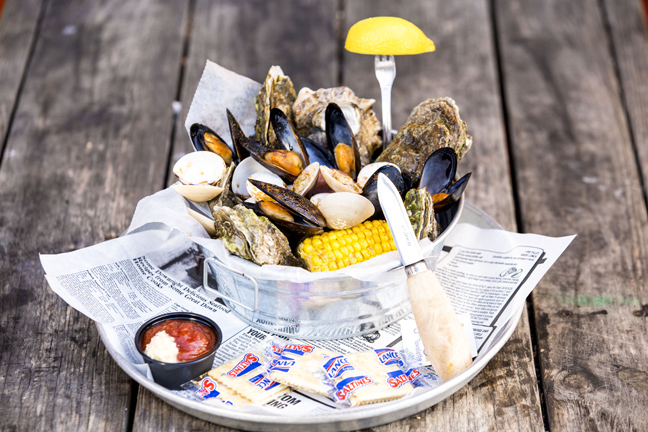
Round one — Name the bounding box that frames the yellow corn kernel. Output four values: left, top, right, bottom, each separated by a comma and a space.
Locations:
297, 220, 397, 272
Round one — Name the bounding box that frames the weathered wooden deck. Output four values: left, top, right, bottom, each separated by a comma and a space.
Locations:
1, 0, 647, 430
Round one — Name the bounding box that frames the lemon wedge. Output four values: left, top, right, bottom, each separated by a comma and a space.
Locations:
345, 17, 435, 55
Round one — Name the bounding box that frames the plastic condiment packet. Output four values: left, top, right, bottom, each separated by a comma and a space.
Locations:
266, 341, 334, 397
208, 350, 289, 404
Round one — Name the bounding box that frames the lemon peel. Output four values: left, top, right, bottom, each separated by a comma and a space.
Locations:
345, 17, 435, 55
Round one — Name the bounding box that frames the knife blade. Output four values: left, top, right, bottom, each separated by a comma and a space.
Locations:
377, 173, 472, 381
376, 173, 424, 270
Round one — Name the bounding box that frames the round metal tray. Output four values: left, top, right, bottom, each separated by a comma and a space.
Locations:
97, 202, 523, 431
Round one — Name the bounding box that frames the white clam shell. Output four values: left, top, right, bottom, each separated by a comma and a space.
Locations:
172, 184, 223, 202
292, 162, 320, 195
186, 208, 216, 236
173, 151, 227, 186
232, 157, 272, 198
246, 172, 285, 202
317, 192, 375, 230
310, 193, 331, 207
320, 165, 362, 194
356, 162, 400, 189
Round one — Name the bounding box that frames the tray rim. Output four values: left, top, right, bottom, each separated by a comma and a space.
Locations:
97, 201, 523, 431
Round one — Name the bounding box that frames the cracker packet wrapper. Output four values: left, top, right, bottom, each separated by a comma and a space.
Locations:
322, 348, 415, 407
181, 347, 289, 406
265, 340, 334, 397
179, 375, 252, 407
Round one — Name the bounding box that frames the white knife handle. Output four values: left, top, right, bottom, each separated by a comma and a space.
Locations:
406, 268, 473, 381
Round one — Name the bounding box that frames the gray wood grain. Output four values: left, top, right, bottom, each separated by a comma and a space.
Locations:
0, 0, 43, 151
603, 0, 648, 201
495, 0, 648, 430
136, 1, 339, 429
166, 0, 340, 186
0, 0, 187, 430
344, 1, 544, 431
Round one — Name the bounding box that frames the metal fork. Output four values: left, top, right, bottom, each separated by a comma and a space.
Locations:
374, 55, 397, 148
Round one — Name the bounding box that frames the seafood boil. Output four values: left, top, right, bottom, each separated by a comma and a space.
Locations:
177, 66, 472, 272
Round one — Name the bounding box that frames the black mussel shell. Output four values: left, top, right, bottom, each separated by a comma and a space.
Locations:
248, 180, 326, 228
435, 199, 461, 232
270, 108, 310, 166
301, 136, 335, 168
419, 147, 457, 194
241, 200, 324, 235
230, 110, 303, 182
362, 165, 406, 219
190, 123, 237, 165
226, 109, 251, 162
434, 172, 471, 213
325, 103, 361, 179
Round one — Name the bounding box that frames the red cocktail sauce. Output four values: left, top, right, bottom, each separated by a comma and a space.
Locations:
141, 319, 217, 362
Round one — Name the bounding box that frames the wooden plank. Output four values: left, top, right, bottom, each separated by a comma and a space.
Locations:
342, 1, 544, 431
136, 0, 339, 429
0, 0, 188, 430
603, 0, 648, 199
166, 0, 341, 185
495, 0, 648, 430
0, 0, 43, 150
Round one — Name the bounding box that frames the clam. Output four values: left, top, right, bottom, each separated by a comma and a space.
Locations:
231, 157, 272, 198
292, 162, 320, 196
309, 193, 331, 207
172, 151, 227, 202
316, 192, 375, 230
190, 123, 235, 165
320, 166, 362, 194
361, 165, 406, 219
377, 97, 472, 185
292, 86, 381, 165
325, 103, 361, 179
186, 208, 217, 236
357, 162, 400, 189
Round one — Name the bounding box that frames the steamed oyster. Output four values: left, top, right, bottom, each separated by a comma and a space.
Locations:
254, 66, 297, 148
292, 87, 381, 166
211, 204, 302, 267
404, 188, 439, 241
377, 97, 472, 185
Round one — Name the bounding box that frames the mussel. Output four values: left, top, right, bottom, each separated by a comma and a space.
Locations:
228, 109, 305, 182
325, 103, 361, 180
362, 165, 406, 219
248, 180, 326, 235
190, 123, 236, 165
419, 147, 471, 212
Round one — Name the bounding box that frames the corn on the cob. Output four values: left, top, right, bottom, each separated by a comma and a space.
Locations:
297, 220, 397, 272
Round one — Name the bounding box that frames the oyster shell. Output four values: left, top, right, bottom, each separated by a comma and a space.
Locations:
211, 204, 302, 267
292, 87, 381, 166
404, 188, 439, 241
254, 66, 297, 148
377, 97, 472, 185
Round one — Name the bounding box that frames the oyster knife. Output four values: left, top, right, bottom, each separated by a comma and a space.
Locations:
377, 174, 473, 381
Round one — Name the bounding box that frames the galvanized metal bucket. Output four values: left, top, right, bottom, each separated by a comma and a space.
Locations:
202, 197, 464, 339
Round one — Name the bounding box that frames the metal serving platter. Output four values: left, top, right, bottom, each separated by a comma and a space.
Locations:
97, 203, 523, 431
